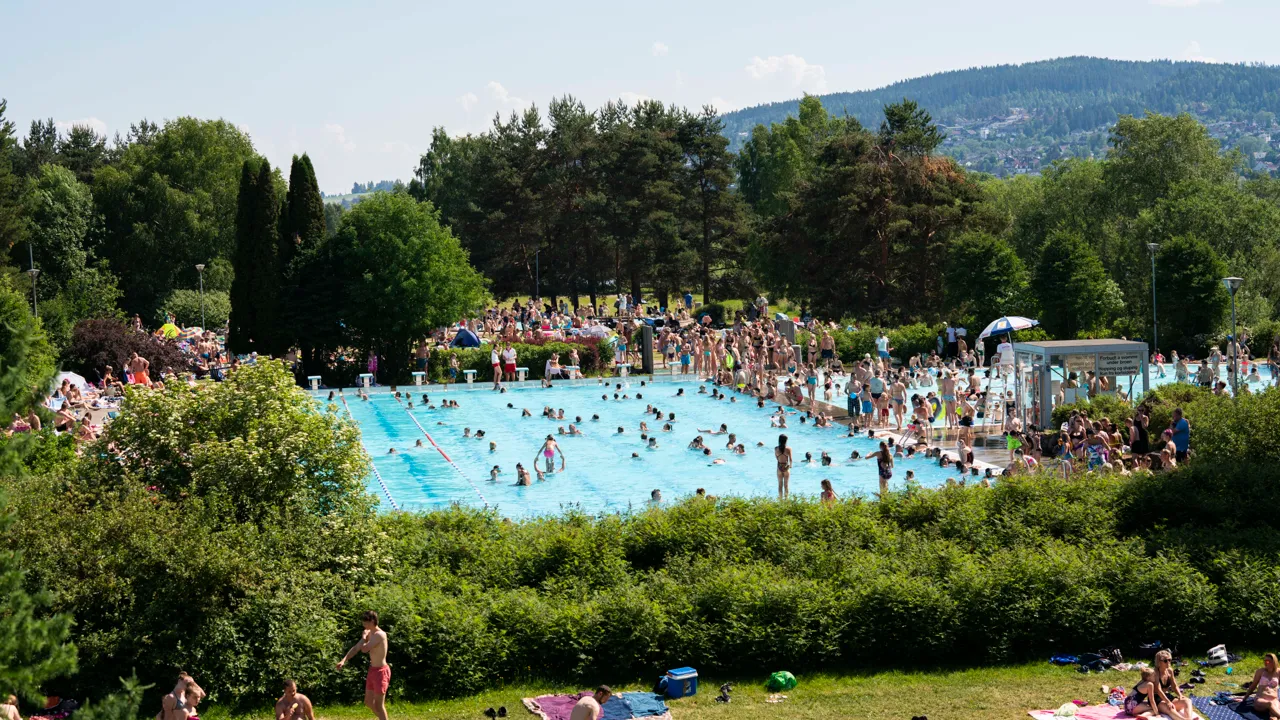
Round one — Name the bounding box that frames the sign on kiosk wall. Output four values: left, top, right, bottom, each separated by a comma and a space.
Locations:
1097, 352, 1142, 376
1063, 354, 1095, 373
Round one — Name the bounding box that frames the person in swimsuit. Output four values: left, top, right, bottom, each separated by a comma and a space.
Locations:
535, 435, 565, 473
1247, 653, 1280, 717
337, 610, 390, 720
159, 674, 198, 720
275, 680, 316, 720
1125, 668, 1159, 719
820, 478, 837, 503
775, 434, 793, 500
864, 440, 893, 496
1152, 650, 1195, 720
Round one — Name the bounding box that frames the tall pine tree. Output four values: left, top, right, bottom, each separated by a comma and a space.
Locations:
227, 159, 282, 355
282, 154, 329, 373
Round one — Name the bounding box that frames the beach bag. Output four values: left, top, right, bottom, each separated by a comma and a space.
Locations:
765, 671, 796, 692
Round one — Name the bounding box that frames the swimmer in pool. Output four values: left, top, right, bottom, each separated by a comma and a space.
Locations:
415, 439, 424, 447
489, 441, 497, 452
647, 437, 658, 449
534, 435, 565, 473
490, 466, 501, 481
733, 444, 746, 455
521, 408, 531, 417
699, 424, 728, 435
568, 424, 582, 435
462, 427, 471, 438
515, 464, 532, 485
688, 436, 706, 450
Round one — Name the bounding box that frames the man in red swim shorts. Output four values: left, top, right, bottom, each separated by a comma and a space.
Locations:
337, 610, 390, 720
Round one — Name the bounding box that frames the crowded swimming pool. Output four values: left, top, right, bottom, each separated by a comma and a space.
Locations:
328, 379, 976, 517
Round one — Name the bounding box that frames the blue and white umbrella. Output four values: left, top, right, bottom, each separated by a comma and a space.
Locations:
978, 315, 1039, 340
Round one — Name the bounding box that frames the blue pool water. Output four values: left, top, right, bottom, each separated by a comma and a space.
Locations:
330, 363, 1278, 517
329, 380, 965, 517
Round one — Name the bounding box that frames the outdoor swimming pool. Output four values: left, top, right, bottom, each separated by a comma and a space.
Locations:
328, 361, 1276, 517
328, 379, 967, 516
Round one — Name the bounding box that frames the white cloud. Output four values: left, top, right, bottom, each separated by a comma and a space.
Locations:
486, 81, 525, 107
458, 92, 479, 112
54, 117, 108, 138
618, 91, 651, 107
1150, 0, 1223, 6
323, 123, 357, 152
651, 41, 669, 57
1183, 40, 1220, 62
708, 96, 738, 113
745, 54, 827, 92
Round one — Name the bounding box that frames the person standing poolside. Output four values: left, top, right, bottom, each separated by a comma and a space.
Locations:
1170, 408, 1190, 463
490, 345, 502, 389
503, 343, 518, 383
775, 434, 793, 500
337, 610, 390, 720
275, 680, 316, 720
128, 352, 151, 385
535, 435, 565, 473
415, 340, 429, 374
820, 332, 835, 370
940, 372, 958, 429
875, 332, 891, 369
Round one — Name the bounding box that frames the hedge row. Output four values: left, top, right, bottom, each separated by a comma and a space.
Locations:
423, 337, 614, 383
15, 462, 1280, 707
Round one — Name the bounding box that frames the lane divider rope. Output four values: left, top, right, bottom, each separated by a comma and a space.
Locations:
337, 394, 401, 511
395, 396, 489, 508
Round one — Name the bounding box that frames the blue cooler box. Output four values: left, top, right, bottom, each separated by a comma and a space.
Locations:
665, 667, 698, 699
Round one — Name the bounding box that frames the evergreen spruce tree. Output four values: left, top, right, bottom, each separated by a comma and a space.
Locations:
0, 323, 78, 698
227, 159, 282, 355
227, 160, 260, 354
252, 160, 283, 355
282, 154, 328, 371
284, 154, 326, 257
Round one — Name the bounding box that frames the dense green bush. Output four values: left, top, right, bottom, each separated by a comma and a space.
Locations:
425, 339, 613, 383
696, 302, 731, 325
13, 360, 1280, 709
1050, 393, 1134, 427
158, 288, 230, 329
800, 323, 943, 364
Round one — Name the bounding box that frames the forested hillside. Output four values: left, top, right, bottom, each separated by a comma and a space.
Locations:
721, 57, 1280, 176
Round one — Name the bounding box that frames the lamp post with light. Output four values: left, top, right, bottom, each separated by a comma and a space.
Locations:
26, 268, 39, 318
1223, 276, 1243, 399
1147, 243, 1159, 360
195, 263, 207, 329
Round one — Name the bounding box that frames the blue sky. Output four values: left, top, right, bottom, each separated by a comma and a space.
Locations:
2, 0, 1274, 193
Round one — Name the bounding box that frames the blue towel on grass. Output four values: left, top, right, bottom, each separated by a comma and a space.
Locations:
619, 692, 668, 718
1193, 694, 1265, 720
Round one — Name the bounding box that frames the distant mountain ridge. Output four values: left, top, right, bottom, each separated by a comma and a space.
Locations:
720, 57, 1280, 176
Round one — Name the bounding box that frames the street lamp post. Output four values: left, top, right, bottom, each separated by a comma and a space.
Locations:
26, 242, 39, 318
1147, 243, 1159, 360
534, 250, 541, 305
195, 264, 207, 328
1223, 276, 1244, 400
26, 268, 40, 318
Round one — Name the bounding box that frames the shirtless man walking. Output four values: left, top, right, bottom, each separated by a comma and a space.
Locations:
337, 610, 390, 720
128, 352, 151, 385
275, 680, 316, 720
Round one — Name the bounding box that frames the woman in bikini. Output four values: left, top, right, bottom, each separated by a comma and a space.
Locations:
1152, 650, 1195, 720
819, 478, 837, 503
1247, 652, 1280, 717
775, 434, 793, 500
534, 435, 565, 473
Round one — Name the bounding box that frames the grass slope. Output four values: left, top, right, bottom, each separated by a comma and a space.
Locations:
227, 655, 1256, 720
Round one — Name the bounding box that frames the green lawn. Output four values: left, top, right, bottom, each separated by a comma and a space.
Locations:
227, 656, 1255, 720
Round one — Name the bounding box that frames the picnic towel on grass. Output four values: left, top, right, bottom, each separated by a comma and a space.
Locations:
523, 692, 670, 720
1192, 695, 1265, 720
